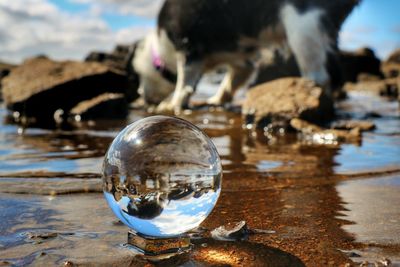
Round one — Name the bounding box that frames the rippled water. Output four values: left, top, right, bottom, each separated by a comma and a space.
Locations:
0, 89, 399, 266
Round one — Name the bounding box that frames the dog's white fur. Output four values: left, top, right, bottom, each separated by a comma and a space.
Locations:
133, 30, 177, 105
133, 3, 335, 112
280, 5, 332, 86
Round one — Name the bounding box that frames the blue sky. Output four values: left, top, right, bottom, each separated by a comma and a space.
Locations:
52, 0, 400, 59
0, 0, 399, 63
52, 0, 156, 30
340, 0, 400, 58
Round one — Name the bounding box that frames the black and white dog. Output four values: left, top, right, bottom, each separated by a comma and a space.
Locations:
132, 0, 358, 112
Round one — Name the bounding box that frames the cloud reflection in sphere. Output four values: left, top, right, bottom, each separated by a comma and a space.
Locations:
102, 116, 222, 238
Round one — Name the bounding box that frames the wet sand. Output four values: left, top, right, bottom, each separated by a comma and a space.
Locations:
0, 90, 399, 266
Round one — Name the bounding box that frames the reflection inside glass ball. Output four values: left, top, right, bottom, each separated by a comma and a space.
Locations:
103, 116, 222, 238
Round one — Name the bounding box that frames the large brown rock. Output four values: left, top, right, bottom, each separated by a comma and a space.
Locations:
85, 44, 139, 102
2, 57, 135, 124
242, 77, 334, 129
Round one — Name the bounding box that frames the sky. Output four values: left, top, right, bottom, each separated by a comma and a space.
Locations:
0, 0, 399, 64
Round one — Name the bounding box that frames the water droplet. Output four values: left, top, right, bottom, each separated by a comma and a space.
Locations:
102, 116, 222, 238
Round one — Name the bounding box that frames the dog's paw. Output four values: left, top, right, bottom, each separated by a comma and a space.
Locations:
156, 100, 180, 113
206, 97, 224, 106
206, 94, 232, 106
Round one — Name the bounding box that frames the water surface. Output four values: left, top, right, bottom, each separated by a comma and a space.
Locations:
0, 90, 399, 266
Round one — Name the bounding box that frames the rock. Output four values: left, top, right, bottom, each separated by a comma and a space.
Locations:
2, 57, 136, 125
0, 61, 15, 79
85, 44, 139, 102
382, 49, 400, 78
382, 62, 400, 79
85, 44, 133, 73
343, 78, 398, 98
242, 77, 334, 129
69, 93, 128, 121
386, 48, 400, 64
0, 261, 12, 266
63, 261, 75, 267
210, 221, 275, 241
357, 73, 381, 82
343, 251, 361, 258
398, 78, 400, 102
331, 120, 375, 131
0, 61, 16, 99
25, 231, 58, 240
381, 78, 398, 97
290, 118, 361, 143
340, 47, 383, 82
211, 221, 250, 241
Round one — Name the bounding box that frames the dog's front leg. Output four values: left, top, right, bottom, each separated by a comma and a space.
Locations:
157, 54, 202, 113
207, 63, 255, 106
281, 4, 332, 95
206, 66, 235, 106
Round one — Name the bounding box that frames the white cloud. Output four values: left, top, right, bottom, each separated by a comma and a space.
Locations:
5, 0, 395, 63
0, 0, 154, 64
70, 0, 163, 17
115, 25, 153, 44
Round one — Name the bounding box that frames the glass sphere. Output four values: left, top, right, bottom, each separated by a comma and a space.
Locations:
102, 116, 222, 238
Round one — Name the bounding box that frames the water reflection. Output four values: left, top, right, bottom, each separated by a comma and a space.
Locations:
337, 175, 400, 265
0, 121, 112, 176
2, 100, 398, 180
337, 175, 400, 244
334, 91, 400, 174
335, 133, 400, 174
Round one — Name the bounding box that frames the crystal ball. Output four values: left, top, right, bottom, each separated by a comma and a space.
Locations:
102, 116, 222, 238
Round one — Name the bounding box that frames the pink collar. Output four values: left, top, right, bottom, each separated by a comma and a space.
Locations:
151, 44, 164, 70
150, 43, 177, 83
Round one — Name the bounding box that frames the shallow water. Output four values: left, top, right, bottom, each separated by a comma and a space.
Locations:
0, 90, 399, 266
337, 175, 400, 265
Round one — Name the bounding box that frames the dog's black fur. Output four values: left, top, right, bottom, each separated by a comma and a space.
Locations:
159, 0, 356, 61
132, 0, 359, 111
